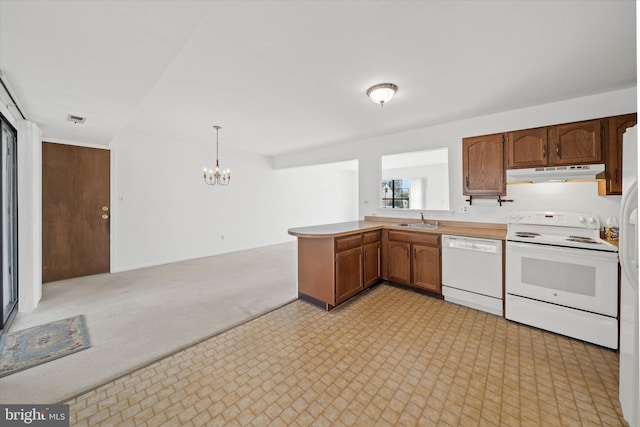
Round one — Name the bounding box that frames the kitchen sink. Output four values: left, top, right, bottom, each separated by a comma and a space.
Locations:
397, 223, 440, 229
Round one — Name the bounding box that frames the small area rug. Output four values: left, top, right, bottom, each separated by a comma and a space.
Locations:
0, 315, 90, 378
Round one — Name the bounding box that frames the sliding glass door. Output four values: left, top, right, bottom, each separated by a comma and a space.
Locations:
1, 113, 18, 332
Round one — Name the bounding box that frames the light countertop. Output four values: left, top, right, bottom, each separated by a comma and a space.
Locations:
288, 217, 507, 241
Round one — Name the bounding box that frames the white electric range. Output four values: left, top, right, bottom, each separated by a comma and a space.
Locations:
505, 211, 619, 349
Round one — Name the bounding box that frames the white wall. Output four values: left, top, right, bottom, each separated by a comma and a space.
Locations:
16, 121, 42, 312
274, 87, 637, 225
275, 161, 359, 229
112, 131, 358, 271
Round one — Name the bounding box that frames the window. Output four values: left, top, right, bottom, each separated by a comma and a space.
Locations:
381, 179, 409, 208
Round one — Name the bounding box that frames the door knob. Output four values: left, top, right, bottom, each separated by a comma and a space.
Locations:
101, 214, 109, 220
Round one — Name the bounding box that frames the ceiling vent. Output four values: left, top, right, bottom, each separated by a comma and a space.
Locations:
67, 114, 86, 124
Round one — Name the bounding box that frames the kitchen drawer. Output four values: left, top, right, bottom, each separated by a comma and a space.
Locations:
335, 234, 362, 252
362, 230, 381, 244
388, 230, 440, 246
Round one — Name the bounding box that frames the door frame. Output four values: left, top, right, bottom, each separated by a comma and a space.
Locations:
0, 111, 18, 333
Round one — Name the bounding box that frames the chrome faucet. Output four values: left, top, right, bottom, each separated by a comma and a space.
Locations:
420, 212, 425, 224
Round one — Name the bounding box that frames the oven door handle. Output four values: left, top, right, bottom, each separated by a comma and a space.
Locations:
506, 240, 618, 260
506, 241, 551, 251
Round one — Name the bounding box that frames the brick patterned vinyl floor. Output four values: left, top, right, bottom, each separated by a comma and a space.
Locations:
67, 284, 625, 426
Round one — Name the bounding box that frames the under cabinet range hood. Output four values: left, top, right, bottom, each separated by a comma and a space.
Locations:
506, 164, 605, 184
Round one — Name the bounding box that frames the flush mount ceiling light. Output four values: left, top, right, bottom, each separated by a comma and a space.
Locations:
366, 83, 398, 107
203, 125, 231, 186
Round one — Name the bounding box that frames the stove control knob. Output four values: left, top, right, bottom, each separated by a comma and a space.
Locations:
587, 217, 596, 224
578, 216, 586, 222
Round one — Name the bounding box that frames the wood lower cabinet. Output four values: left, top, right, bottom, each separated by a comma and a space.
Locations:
387, 241, 411, 285
384, 230, 441, 294
335, 246, 362, 305
363, 240, 381, 288
297, 230, 381, 310
413, 244, 441, 293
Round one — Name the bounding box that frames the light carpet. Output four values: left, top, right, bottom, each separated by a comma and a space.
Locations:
0, 242, 297, 404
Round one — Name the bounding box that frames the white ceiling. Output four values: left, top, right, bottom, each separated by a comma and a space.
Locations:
0, 0, 636, 156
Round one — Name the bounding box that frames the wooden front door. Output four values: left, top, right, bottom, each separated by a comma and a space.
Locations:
42, 142, 110, 282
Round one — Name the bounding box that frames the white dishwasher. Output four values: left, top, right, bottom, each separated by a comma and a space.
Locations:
441, 235, 503, 316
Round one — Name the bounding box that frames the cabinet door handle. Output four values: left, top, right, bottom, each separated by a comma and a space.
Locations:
542, 145, 546, 158
556, 143, 560, 157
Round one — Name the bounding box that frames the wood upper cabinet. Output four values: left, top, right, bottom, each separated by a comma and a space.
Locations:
506, 127, 548, 168
507, 119, 602, 168
466, 112, 635, 197
385, 231, 441, 294
547, 119, 603, 165
462, 133, 506, 196
599, 113, 637, 195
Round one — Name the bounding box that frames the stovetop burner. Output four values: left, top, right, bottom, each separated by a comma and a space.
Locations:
506, 211, 618, 253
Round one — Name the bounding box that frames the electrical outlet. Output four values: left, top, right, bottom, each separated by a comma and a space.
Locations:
459, 206, 469, 213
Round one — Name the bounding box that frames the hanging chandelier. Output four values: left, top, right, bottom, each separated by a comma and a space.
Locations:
203, 125, 231, 186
